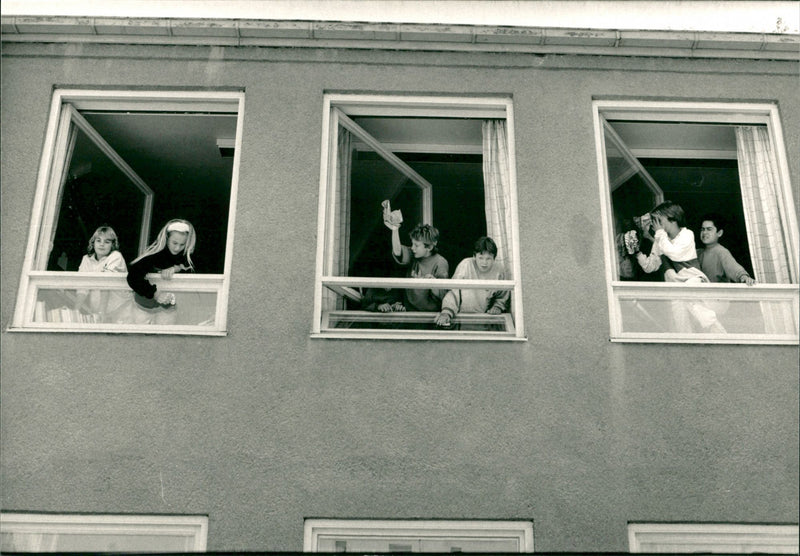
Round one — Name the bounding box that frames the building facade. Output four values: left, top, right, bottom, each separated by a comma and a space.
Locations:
1, 15, 798, 553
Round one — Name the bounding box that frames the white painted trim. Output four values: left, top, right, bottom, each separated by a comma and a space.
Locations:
313, 93, 524, 340
52, 88, 244, 113
353, 141, 483, 155
33, 104, 75, 271
327, 93, 510, 119
628, 523, 799, 554
593, 99, 800, 345
312, 95, 334, 334
323, 276, 515, 289
504, 98, 525, 339
593, 102, 622, 337
0, 513, 208, 552
10, 88, 243, 335
304, 518, 534, 552
216, 91, 245, 332
2, 17, 798, 61
765, 103, 800, 283
630, 148, 738, 160
595, 101, 776, 123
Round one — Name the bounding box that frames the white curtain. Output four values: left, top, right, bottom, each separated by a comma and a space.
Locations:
735, 125, 793, 284
482, 120, 514, 279
736, 125, 796, 336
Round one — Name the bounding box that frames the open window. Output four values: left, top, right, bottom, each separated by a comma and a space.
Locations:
10, 89, 244, 334
594, 100, 799, 344
313, 94, 524, 340
304, 519, 534, 552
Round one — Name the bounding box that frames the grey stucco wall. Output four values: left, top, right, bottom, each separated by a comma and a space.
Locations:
1, 42, 798, 552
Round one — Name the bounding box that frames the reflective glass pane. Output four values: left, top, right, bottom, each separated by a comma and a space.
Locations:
326, 308, 512, 333
343, 125, 424, 278
48, 125, 146, 271
1, 531, 192, 552
34, 287, 217, 326
618, 292, 797, 336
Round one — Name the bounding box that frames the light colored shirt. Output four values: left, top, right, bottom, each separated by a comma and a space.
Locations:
440, 257, 509, 315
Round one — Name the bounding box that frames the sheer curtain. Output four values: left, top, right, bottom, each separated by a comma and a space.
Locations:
482, 120, 514, 278
736, 125, 795, 335
735, 125, 793, 284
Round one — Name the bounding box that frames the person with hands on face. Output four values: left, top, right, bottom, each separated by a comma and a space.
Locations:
126, 218, 196, 324
637, 201, 725, 333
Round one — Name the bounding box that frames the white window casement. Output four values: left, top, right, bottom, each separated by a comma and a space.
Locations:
304, 519, 534, 552
593, 100, 799, 344
628, 523, 799, 554
0, 513, 208, 553
10, 89, 244, 335
313, 94, 524, 340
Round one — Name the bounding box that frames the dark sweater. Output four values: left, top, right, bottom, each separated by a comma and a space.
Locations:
126, 248, 191, 299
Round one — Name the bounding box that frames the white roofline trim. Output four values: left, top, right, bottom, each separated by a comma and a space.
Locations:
2, 16, 798, 60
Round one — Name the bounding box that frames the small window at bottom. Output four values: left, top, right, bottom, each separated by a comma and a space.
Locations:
0, 513, 208, 553
304, 519, 534, 552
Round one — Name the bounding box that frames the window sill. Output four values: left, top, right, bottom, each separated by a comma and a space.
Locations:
314, 310, 525, 341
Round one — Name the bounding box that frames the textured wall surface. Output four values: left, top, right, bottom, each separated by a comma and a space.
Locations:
1, 43, 798, 552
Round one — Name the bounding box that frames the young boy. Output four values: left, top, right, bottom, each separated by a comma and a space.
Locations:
697, 213, 756, 285
435, 236, 509, 328
383, 201, 449, 311
637, 201, 726, 333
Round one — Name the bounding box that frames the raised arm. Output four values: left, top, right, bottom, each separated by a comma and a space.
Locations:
391, 227, 402, 257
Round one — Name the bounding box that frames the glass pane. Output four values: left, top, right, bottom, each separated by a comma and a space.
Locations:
318, 537, 409, 552
1, 531, 192, 553
618, 293, 797, 336
34, 287, 217, 326
419, 538, 520, 552
48, 125, 146, 271
55, 532, 192, 552
327, 307, 512, 333
344, 124, 424, 279
317, 536, 521, 553
604, 124, 664, 282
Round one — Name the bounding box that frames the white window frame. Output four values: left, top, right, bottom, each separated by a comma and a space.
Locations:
313, 94, 525, 341
304, 518, 534, 552
628, 523, 799, 554
593, 100, 800, 345
0, 513, 208, 552
9, 89, 245, 335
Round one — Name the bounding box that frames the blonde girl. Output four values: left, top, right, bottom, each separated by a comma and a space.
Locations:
75, 225, 129, 321
126, 219, 196, 324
